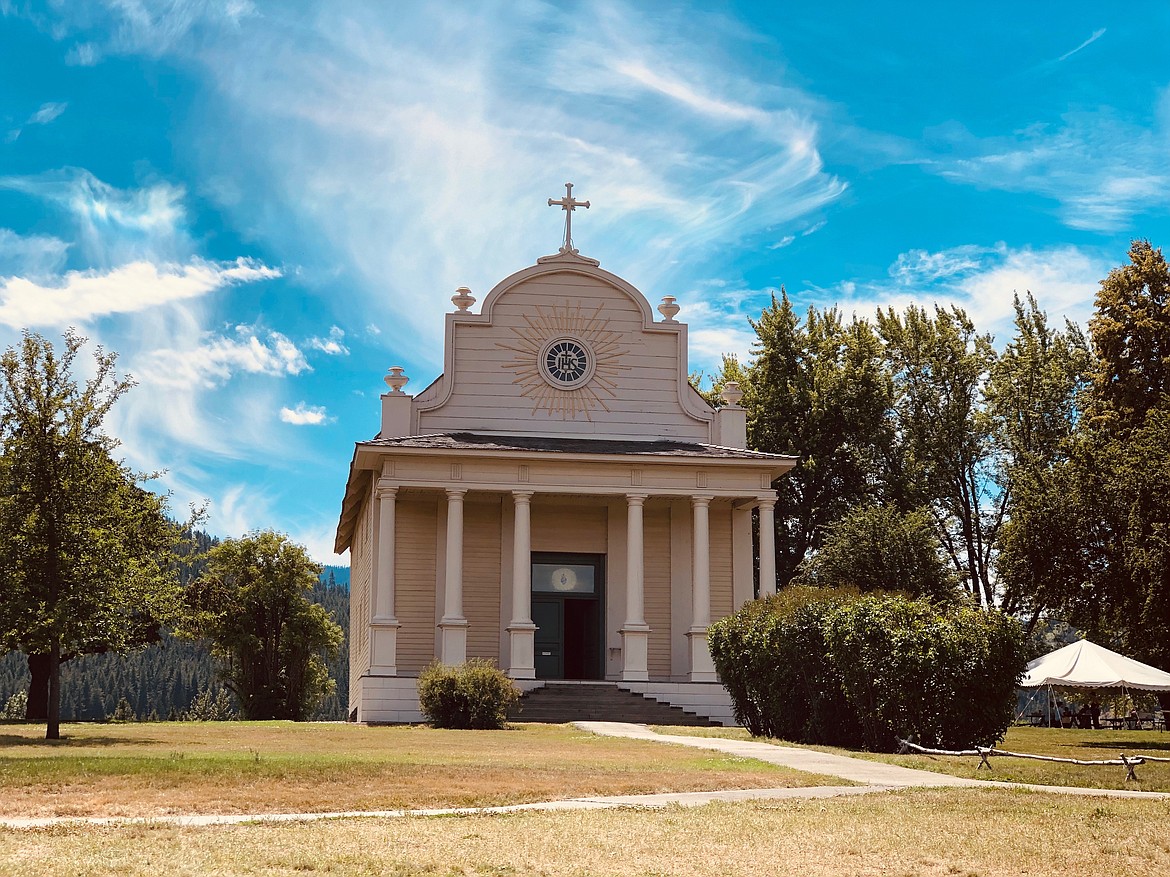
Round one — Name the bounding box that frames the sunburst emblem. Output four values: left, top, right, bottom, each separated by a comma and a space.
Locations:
498, 301, 627, 419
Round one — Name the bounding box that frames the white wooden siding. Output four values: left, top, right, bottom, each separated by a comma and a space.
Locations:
710, 505, 734, 622
644, 503, 672, 678
464, 500, 502, 662
396, 499, 438, 673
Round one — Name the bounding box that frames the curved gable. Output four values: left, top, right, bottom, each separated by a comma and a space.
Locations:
414, 254, 712, 440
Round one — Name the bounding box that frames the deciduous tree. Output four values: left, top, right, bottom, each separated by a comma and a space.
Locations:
739, 292, 897, 587
0, 331, 184, 739
184, 530, 343, 720
877, 305, 998, 604
791, 504, 959, 602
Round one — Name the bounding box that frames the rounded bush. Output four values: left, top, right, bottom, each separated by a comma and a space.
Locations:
417, 659, 520, 730
709, 589, 1027, 751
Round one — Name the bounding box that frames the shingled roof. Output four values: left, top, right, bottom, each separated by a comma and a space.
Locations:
359, 431, 788, 460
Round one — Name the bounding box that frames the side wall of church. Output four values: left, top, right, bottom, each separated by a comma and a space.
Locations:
348, 493, 373, 715
396, 498, 439, 673
418, 272, 709, 440
464, 498, 503, 661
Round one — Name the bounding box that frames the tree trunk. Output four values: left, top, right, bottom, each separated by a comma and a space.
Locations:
46, 638, 61, 740
25, 652, 50, 721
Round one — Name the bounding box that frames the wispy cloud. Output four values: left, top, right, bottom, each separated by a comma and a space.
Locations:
280, 401, 330, 425
922, 108, 1170, 231
36, 2, 844, 369
5, 101, 68, 141
28, 101, 68, 125
0, 257, 279, 328
0, 228, 70, 277
1056, 28, 1106, 63
0, 168, 189, 265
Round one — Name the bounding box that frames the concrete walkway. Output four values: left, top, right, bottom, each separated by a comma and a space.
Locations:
3, 722, 1166, 830
579, 722, 1170, 800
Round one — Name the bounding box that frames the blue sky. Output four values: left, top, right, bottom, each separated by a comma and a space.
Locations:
2, 2, 1168, 564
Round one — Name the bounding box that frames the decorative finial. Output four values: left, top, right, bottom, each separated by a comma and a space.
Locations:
384, 366, 409, 395
548, 182, 590, 255
451, 287, 475, 312
658, 295, 680, 323
720, 381, 744, 407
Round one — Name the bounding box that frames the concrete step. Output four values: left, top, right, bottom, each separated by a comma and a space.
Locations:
508, 683, 717, 727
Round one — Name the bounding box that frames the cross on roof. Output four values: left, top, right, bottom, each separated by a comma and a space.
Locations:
548, 182, 590, 255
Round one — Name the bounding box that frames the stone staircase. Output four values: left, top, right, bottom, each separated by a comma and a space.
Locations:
508, 682, 718, 726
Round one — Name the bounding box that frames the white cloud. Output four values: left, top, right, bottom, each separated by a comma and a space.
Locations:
139, 324, 309, 390
890, 246, 991, 285
308, 325, 349, 355
290, 522, 350, 566
29, 101, 68, 125
280, 401, 330, 425
0, 257, 280, 328
816, 243, 1109, 339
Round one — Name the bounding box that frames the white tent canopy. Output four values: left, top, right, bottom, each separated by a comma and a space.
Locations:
1021, 640, 1170, 691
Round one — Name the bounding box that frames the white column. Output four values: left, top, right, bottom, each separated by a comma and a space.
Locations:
757, 497, 777, 598
507, 491, 536, 679
438, 488, 468, 665
370, 484, 400, 675
620, 493, 650, 682
687, 495, 717, 682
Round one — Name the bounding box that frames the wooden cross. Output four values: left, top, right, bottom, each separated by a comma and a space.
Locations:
548, 182, 590, 254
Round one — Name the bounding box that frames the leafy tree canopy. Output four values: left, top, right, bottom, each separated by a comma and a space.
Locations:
183, 529, 343, 721
0, 330, 185, 739
792, 504, 959, 602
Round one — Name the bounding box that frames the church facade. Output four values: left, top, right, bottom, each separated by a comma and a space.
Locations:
335, 188, 793, 723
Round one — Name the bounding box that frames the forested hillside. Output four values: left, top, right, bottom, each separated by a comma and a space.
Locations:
0, 564, 350, 721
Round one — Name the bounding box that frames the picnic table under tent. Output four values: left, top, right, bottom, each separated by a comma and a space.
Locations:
1019, 639, 1170, 728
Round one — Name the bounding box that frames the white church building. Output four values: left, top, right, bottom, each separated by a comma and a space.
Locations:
335, 185, 793, 724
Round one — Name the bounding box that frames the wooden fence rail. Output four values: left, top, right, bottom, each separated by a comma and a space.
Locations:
895, 738, 1170, 781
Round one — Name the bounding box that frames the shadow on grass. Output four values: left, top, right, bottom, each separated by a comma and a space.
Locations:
0, 732, 162, 747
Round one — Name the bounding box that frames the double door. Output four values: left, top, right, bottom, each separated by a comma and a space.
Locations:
531, 553, 604, 680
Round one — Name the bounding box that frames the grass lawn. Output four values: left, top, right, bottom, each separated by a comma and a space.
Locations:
2, 788, 1168, 876
0, 721, 832, 818
655, 724, 1170, 792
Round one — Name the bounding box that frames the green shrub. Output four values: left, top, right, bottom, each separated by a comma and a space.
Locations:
417, 659, 520, 730
824, 594, 1027, 751
709, 589, 1027, 752
708, 586, 864, 746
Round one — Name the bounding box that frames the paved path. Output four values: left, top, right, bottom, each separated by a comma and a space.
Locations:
3, 722, 1166, 830
579, 722, 1170, 800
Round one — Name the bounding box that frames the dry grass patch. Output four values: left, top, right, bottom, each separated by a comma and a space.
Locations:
2, 788, 1168, 875
656, 724, 1170, 791
0, 721, 829, 818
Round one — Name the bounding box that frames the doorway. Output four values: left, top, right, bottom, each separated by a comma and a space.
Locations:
531, 553, 604, 680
